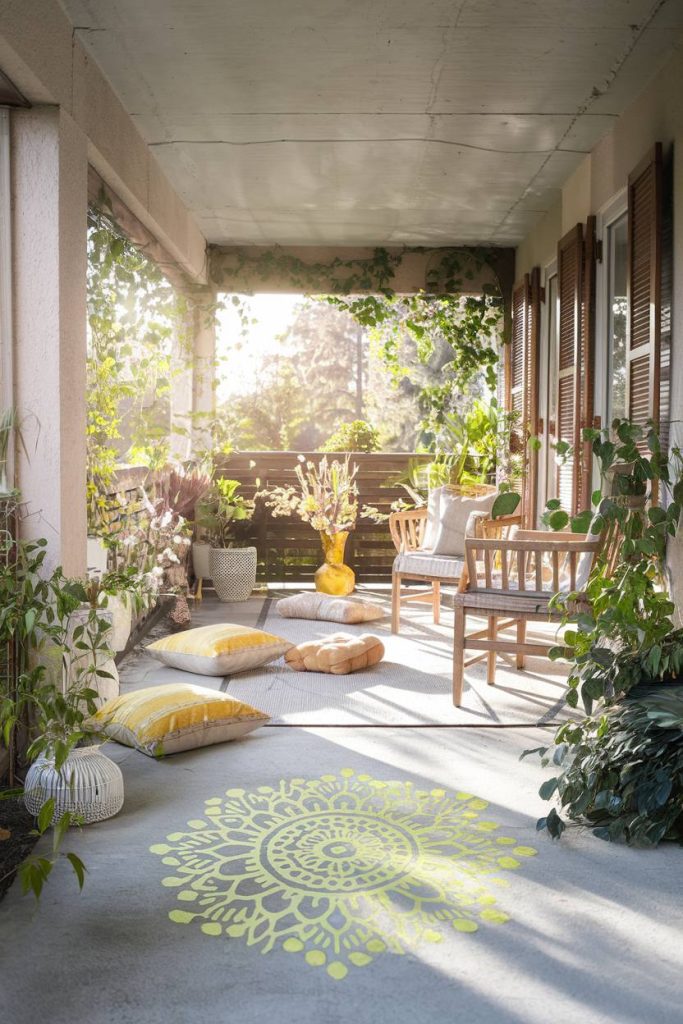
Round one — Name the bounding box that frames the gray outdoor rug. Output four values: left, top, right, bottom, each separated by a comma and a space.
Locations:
224, 593, 570, 726
120, 592, 570, 727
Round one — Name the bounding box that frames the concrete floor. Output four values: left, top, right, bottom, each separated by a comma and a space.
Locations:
0, 594, 681, 1024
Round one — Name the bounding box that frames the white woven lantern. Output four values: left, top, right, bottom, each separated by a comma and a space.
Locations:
24, 747, 124, 825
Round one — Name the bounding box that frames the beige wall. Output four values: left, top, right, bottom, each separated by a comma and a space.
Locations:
515, 42, 683, 616
0, 0, 207, 283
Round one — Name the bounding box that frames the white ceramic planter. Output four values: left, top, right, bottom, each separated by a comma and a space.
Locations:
24, 746, 124, 824
67, 607, 119, 708
192, 541, 212, 580
209, 546, 257, 602
105, 594, 133, 653
86, 536, 109, 573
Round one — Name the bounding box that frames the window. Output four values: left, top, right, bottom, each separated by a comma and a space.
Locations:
606, 212, 627, 425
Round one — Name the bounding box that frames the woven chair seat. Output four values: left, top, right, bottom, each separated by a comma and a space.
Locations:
393, 550, 464, 580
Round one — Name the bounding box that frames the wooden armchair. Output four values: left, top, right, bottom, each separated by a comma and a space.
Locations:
389, 496, 521, 634
451, 521, 617, 706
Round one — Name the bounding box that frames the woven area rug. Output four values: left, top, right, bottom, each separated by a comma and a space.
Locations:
220, 591, 571, 727
119, 591, 570, 727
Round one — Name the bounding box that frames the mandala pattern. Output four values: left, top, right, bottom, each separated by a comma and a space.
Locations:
150, 769, 537, 980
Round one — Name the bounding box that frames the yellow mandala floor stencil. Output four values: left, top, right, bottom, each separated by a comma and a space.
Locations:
150, 769, 537, 980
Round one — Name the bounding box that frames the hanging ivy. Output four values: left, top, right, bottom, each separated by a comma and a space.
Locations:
210, 245, 504, 438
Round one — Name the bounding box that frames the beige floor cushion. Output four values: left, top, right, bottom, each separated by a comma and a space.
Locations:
285, 632, 385, 674
276, 591, 385, 624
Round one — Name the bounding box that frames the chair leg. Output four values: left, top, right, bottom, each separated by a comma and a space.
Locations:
432, 580, 441, 625
391, 572, 401, 634
487, 615, 497, 685
516, 619, 526, 669
453, 604, 466, 706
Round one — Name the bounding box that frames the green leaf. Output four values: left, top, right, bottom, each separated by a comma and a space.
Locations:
65, 852, 87, 890
548, 509, 569, 531
539, 777, 558, 800
491, 491, 521, 519
37, 798, 55, 834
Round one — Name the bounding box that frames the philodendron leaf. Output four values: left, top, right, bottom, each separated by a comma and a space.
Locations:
548, 509, 569, 531
491, 491, 521, 519
539, 777, 559, 800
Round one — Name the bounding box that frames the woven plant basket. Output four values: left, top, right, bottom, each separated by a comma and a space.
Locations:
209, 546, 257, 602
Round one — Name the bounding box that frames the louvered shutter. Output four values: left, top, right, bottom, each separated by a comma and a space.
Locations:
627, 144, 662, 436
578, 215, 597, 509
557, 225, 583, 514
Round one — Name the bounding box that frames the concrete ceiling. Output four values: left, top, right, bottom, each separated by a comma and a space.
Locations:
61, 0, 683, 247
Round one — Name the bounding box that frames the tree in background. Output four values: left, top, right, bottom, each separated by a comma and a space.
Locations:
320, 420, 381, 453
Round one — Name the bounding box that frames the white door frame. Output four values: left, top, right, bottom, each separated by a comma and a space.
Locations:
594, 187, 628, 432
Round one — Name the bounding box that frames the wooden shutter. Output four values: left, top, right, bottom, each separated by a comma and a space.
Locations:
627, 143, 662, 435
557, 224, 583, 514
508, 269, 541, 524
578, 215, 597, 509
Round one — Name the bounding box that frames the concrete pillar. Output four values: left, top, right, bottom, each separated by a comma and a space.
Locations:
191, 294, 217, 455
12, 106, 87, 576
169, 307, 194, 463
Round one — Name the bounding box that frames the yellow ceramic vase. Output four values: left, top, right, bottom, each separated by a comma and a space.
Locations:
314, 531, 355, 596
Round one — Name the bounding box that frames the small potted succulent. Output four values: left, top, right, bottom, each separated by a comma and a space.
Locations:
195, 479, 256, 602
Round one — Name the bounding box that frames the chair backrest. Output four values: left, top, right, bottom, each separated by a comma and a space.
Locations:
389, 507, 427, 554
464, 534, 603, 597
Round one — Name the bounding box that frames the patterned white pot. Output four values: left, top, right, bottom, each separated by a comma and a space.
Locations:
24, 747, 124, 825
209, 546, 257, 602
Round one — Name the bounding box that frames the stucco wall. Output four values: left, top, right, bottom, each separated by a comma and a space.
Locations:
0, 0, 207, 283
515, 41, 683, 620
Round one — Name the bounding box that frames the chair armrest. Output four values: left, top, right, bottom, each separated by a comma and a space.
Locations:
389, 506, 427, 553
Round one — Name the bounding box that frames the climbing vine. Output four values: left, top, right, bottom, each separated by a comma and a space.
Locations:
86, 200, 191, 531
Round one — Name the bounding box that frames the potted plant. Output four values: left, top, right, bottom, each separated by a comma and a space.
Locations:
139, 465, 212, 623
0, 537, 125, 898
196, 478, 256, 602
264, 455, 362, 596
529, 418, 683, 845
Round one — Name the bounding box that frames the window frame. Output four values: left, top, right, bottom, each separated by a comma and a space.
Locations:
595, 187, 627, 432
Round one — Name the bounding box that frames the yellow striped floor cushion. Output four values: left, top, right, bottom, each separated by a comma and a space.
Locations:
146, 624, 292, 676
95, 683, 270, 756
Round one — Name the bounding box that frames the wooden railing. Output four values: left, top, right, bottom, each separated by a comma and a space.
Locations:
216, 451, 429, 584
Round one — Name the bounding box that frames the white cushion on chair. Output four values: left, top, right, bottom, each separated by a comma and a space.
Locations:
420, 487, 443, 551
393, 550, 464, 580
432, 490, 496, 555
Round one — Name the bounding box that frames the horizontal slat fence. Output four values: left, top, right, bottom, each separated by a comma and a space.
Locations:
216, 451, 429, 584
